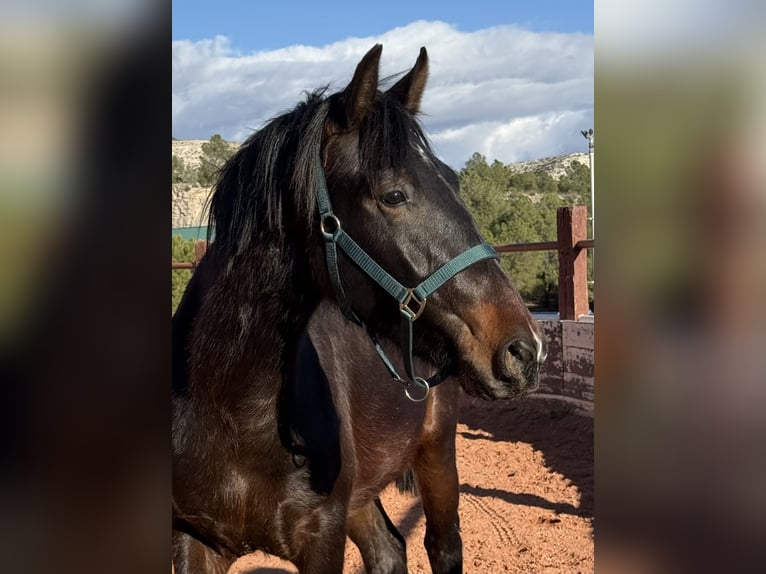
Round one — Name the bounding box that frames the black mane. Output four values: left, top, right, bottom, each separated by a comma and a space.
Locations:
207, 87, 434, 258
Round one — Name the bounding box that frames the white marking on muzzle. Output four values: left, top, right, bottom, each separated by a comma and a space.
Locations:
528, 319, 546, 363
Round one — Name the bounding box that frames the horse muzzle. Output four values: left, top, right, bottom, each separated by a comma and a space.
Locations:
492, 333, 548, 397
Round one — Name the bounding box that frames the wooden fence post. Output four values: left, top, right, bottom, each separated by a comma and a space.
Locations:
194, 240, 208, 266
557, 206, 589, 320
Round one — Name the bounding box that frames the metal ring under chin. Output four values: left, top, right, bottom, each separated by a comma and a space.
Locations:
404, 377, 430, 402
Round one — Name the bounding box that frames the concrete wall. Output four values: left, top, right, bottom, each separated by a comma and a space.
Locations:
535, 320, 594, 411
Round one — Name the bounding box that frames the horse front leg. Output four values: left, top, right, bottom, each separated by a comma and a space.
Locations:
414, 439, 463, 574
172, 530, 234, 574
287, 499, 349, 574
348, 498, 408, 574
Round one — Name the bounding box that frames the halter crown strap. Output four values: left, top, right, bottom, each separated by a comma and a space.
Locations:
315, 158, 498, 401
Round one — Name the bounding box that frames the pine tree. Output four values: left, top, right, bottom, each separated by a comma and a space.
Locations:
197, 134, 235, 187
458, 155, 591, 309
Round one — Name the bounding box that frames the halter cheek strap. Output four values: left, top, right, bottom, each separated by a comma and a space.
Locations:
315, 158, 498, 402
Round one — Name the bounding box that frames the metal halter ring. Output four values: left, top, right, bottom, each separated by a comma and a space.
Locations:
404, 377, 430, 402
320, 214, 341, 239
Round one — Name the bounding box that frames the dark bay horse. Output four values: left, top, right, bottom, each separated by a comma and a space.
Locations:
172, 45, 547, 574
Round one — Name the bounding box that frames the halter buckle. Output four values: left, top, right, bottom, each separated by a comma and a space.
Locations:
400, 289, 426, 321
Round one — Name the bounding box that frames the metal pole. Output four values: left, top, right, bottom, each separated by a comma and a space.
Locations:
580, 129, 594, 239
589, 132, 594, 239
580, 129, 595, 314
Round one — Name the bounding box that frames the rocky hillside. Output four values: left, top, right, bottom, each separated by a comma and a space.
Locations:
172, 138, 239, 228
172, 139, 208, 169
172, 184, 211, 229
172, 138, 240, 168
171, 142, 589, 229
508, 152, 589, 180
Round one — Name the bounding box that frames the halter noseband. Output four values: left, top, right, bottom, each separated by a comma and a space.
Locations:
315, 158, 498, 402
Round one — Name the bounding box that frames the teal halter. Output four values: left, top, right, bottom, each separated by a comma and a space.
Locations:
315, 158, 498, 402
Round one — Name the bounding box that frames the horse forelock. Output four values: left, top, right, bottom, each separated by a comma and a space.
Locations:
356, 93, 434, 187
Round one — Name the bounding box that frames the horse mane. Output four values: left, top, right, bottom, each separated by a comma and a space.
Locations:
206, 89, 329, 256
206, 85, 434, 259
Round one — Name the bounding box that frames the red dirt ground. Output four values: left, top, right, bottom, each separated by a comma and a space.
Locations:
229, 394, 593, 574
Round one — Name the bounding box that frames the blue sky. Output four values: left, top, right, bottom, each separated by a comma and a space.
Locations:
173, 1, 593, 167
173, 0, 593, 52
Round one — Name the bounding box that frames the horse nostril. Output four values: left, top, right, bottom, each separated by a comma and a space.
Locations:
496, 336, 545, 383
507, 338, 536, 367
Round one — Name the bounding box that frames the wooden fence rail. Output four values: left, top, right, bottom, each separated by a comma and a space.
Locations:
173, 206, 594, 320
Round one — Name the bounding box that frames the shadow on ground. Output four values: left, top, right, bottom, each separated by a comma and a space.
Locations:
457, 393, 594, 518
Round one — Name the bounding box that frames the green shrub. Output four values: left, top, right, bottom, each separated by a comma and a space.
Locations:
172, 236, 195, 314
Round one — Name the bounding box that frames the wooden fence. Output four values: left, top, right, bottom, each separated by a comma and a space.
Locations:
491, 205, 592, 319
172, 206, 594, 410
172, 205, 594, 321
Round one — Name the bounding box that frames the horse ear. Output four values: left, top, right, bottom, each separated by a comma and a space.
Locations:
343, 44, 382, 128
387, 46, 429, 114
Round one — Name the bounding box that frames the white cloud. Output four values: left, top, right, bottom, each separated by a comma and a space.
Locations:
172, 20, 593, 168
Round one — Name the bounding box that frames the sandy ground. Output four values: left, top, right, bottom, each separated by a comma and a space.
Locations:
228, 394, 593, 574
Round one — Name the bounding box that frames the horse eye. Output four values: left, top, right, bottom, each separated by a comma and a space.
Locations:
380, 190, 407, 207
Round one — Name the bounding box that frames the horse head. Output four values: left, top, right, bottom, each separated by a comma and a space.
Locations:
315, 45, 547, 399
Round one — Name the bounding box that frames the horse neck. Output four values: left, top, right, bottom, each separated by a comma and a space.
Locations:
189, 238, 321, 404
